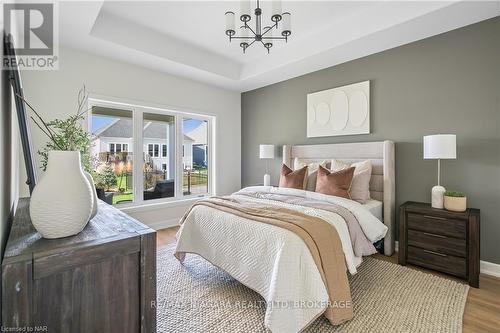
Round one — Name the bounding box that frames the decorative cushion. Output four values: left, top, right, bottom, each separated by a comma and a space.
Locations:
315, 165, 355, 199
279, 164, 308, 190
331, 159, 372, 203
293, 158, 328, 192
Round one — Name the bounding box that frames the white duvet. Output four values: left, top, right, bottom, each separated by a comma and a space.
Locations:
174, 186, 387, 333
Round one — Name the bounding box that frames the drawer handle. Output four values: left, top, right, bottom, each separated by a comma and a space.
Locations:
423, 232, 448, 239
423, 249, 448, 257
423, 215, 447, 221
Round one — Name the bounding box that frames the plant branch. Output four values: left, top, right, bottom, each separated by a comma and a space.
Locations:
15, 93, 58, 142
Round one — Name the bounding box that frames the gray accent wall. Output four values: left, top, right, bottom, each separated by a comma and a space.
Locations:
242, 17, 500, 264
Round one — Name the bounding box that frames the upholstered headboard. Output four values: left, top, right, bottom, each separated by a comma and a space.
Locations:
283, 141, 395, 256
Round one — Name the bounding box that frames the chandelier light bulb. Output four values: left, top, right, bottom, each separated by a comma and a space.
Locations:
240, 0, 251, 22
225, 11, 236, 36
271, 0, 282, 22
282, 12, 291, 37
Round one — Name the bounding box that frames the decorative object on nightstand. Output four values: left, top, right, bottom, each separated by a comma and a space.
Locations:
259, 144, 275, 186
30, 151, 94, 239
443, 190, 467, 212
22, 86, 96, 239
423, 134, 456, 209
399, 201, 480, 287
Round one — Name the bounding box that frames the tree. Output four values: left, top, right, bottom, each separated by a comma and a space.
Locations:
96, 164, 117, 191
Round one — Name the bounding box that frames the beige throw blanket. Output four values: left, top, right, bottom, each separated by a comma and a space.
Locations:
175, 196, 353, 325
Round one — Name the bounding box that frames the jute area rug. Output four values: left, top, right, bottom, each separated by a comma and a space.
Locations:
157, 245, 469, 333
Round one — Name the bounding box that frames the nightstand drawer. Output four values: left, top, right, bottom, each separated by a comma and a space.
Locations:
407, 246, 466, 278
407, 213, 466, 239
407, 230, 466, 257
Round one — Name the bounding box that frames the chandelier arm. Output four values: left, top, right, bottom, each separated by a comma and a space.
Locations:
244, 22, 257, 36
261, 22, 278, 37
231, 36, 257, 40
262, 37, 287, 40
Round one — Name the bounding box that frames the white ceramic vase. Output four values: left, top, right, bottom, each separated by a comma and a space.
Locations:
84, 171, 99, 219
30, 151, 94, 239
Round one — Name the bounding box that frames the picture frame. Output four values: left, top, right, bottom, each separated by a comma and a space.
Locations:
4, 33, 38, 193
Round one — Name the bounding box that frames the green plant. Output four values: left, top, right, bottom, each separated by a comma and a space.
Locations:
444, 190, 466, 197
96, 163, 117, 191
19, 86, 92, 172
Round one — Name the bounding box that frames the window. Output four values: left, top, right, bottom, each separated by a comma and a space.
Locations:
90, 106, 134, 206
147, 143, 160, 158
108, 143, 128, 154
89, 98, 213, 207
183, 118, 209, 195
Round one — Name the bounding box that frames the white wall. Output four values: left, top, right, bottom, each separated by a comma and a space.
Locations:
20, 46, 241, 228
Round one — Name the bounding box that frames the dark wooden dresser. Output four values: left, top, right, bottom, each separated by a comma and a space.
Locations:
399, 201, 480, 287
2, 198, 157, 332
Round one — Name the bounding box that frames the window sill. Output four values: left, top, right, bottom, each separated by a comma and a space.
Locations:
118, 196, 204, 214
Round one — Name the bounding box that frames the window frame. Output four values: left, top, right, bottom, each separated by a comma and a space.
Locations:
87, 96, 215, 209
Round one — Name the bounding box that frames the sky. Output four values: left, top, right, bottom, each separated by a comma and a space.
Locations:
91, 115, 204, 134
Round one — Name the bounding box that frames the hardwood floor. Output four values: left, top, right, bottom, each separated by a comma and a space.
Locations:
157, 227, 500, 333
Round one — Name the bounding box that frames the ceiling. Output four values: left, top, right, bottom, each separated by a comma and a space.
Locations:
58, 1, 500, 92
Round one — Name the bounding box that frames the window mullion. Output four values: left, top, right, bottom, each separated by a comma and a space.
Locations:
175, 115, 183, 199
133, 109, 144, 205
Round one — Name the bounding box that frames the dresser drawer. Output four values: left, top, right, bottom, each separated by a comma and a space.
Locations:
407, 246, 466, 278
408, 230, 466, 257
407, 213, 466, 239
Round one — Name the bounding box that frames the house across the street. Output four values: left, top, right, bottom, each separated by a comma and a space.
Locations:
91, 118, 207, 178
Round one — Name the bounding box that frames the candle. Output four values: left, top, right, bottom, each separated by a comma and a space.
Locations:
240, 0, 251, 22
225, 11, 235, 36
281, 12, 291, 36
271, 0, 282, 22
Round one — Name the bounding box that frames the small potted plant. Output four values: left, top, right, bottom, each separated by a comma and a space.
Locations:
444, 190, 467, 212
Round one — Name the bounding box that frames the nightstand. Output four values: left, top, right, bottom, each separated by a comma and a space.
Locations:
399, 201, 480, 287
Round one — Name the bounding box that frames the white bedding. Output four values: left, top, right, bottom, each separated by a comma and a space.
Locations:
363, 199, 383, 220
174, 186, 388, 333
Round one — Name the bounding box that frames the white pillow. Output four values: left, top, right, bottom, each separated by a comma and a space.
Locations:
331, 159, 372, 203
294, 158, 328, 192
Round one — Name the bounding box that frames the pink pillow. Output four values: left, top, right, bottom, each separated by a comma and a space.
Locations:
315, 166, 355, 199
279, 164, 308, 190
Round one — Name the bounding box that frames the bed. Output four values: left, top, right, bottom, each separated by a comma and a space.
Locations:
174, 141, 395, 333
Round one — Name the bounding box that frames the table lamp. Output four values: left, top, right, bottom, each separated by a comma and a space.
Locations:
259, 144, 275, 186
423, 134, 456, 208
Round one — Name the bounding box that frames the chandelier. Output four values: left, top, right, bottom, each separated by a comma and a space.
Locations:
225, 0, 292, 54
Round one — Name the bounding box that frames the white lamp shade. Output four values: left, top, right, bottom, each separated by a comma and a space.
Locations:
259, 145, 275, 159
423, 134, 456, 159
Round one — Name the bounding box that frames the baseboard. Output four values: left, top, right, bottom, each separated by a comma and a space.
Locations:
480, 260, 500, 278
146, 217, 180, 231
393, 241, 500, 278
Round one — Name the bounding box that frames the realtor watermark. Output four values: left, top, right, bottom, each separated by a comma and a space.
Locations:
3, 1, 59, 70
151, 299, 352, 310
1, 326, 48, 332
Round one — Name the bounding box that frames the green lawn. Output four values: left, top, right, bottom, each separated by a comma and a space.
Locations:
113, 192, 133, 205
108, 169, 207, 204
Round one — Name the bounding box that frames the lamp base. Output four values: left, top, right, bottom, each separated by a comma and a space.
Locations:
431, 185, 446, 209
263, 174, 271, 186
